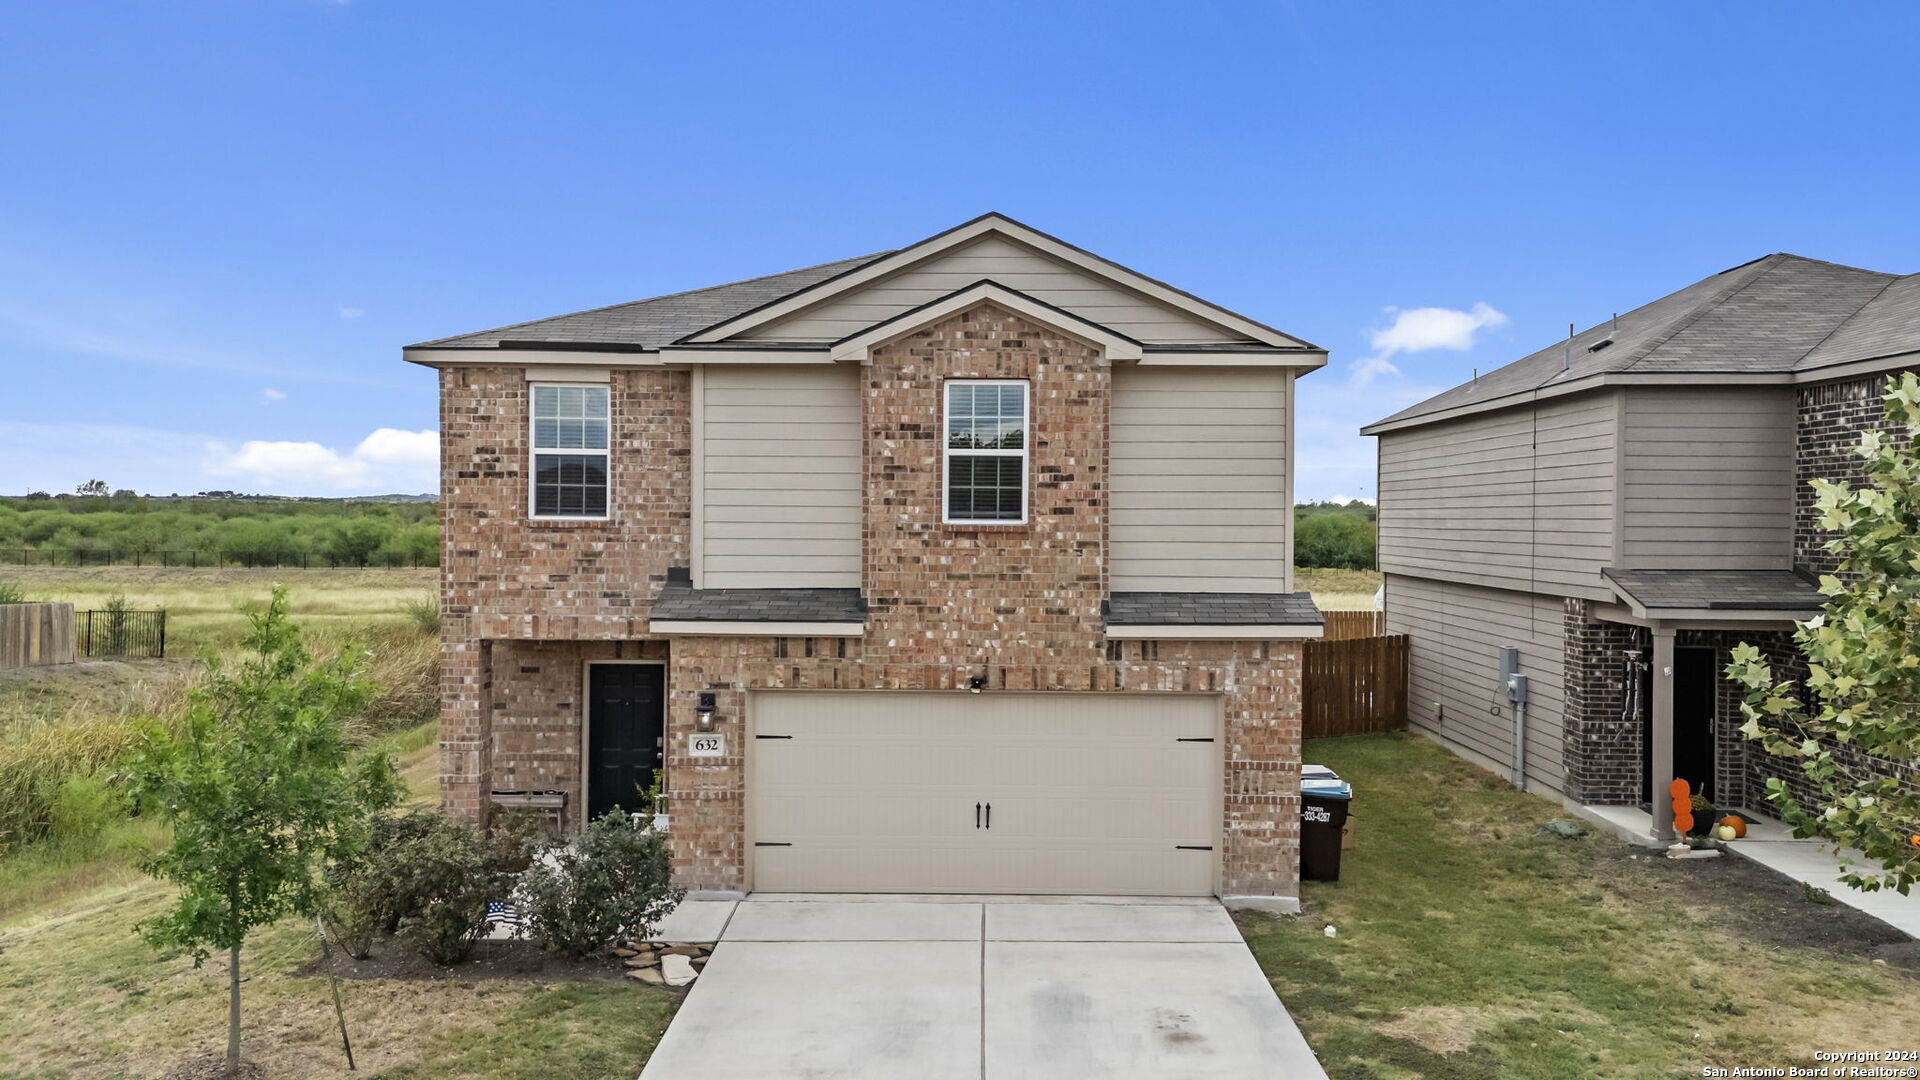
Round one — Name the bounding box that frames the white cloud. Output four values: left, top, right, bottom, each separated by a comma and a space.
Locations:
261, 388, 287, 402
337, 303, 365, 320
206, 428, 437, 490
1324, 495, 1377, 506
1352, 302, 1508, 385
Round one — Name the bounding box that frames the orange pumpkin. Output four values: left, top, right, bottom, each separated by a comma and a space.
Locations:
1718, 815, 1747, 839
1670, 779, 1694, 835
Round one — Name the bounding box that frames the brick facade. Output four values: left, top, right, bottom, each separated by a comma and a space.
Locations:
1795, 371, 1915, 575
436, 302, 1306, 902
438, 365, 687, 818
1560, 599, 1646, 805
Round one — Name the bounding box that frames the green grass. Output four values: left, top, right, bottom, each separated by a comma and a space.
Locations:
1245, 733, 1920, 1078
1299, 567, 1382, 611
0, 564, 433, 654
0, 725, 681, 1080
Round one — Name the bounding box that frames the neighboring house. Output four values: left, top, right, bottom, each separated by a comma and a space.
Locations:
1362, 254, 1920, 838
405, 214, 1327, 909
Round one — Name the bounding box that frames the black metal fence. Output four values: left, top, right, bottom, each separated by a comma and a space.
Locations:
2, 548, 436, 569
81, 609, 167, 659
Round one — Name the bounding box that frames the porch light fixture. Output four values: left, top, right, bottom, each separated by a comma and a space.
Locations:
696, 692, 717, 731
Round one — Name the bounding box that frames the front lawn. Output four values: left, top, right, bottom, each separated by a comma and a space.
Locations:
1245, 733, 1919, 1079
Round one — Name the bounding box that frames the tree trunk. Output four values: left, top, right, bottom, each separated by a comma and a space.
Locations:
226, 942, 241, 1076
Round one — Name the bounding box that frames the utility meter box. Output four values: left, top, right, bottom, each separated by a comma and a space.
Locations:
1495, 646, 1520, 687
1507, 674, 1530, 704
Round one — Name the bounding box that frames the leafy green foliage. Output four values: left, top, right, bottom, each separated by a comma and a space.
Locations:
376, 809, 511, 964
1294, 501, 1377, 569
124, 587, 401, 1069
0, 495, 438, 567
0, 581, 25, 603
517, 810, 681, 959
1730, 372, 1920, 895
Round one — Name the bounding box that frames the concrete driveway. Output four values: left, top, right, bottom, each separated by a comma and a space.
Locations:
639, 895, 1328, 1080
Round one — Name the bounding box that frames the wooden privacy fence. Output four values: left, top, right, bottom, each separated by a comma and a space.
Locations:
1319, 609, 1385, 640
1302, 632, 1409, 738
0, 603, 76, 668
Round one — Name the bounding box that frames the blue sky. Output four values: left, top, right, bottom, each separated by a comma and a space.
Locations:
3, 1, 1917, 501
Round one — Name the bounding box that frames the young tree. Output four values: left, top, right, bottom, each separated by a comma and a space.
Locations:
127, 587, 400, 1076
1730, 372, 1920, 895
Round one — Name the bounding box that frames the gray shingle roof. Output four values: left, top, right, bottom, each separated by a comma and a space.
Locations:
1104, 592, 1323, 626
409, 253, 892, 349
1800, 271, 1920, 371
1602, 569, 1823, 613
650, 577, 867, 624
1365, 255, 1905, 432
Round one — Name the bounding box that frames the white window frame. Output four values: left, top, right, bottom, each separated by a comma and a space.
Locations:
528, 382, 612, 521
941, 378, 1030, 525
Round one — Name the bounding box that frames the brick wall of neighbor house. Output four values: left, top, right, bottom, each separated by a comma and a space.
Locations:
1796, 371, 1914, 575
664, 304, 1305, 900
1560, 600, 1647, 805
438, 366, 688, 819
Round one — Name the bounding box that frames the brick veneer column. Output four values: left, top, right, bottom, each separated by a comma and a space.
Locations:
1560, 599, 1646, 805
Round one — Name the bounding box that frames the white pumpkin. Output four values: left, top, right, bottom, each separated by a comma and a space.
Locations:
1715, 824, 1737, 842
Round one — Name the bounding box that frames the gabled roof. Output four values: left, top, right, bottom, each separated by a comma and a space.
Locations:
408, 253, 891, 350
682, 212, 1317, 350
1362, 254, 1910, 434
408, 213, 1323, 358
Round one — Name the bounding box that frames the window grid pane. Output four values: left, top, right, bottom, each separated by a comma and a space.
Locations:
945, 381, 1027, 523
533, 454, 608, 518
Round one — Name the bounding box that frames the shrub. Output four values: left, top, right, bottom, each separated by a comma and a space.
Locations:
401, 597, 440, 635
518, 810, 681, 959
43, 773, 120, 855
329, 809, 505, 965
0, 582, 25, 604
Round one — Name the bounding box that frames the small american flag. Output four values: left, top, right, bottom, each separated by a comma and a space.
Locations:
485, 901, 524, 928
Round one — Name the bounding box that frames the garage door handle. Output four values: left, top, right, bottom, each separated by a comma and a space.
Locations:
985, 802, 991, 829
975, 802, 981, 829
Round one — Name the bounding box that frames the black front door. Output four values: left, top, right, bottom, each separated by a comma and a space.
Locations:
1672, 647, 1719, 803
587, 664, 665, 821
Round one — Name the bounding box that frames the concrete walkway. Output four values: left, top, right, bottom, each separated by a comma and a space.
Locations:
1733, 817, 1920, 939
1577, 804, 1920, 939
639, 895, 1329, 1080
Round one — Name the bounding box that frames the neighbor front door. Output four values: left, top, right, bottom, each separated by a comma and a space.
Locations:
587, 663, 665, 821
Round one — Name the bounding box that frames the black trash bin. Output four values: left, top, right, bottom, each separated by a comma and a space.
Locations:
1300, 764, 1353, 882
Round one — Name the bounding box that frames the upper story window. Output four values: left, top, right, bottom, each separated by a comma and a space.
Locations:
943, 379, 1028, 524
530, 383, 610, 519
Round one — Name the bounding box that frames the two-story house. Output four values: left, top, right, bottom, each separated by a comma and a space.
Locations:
1362, 254, 1919, 839
406, 214, 1326, 910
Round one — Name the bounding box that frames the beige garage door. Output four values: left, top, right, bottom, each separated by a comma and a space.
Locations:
748, 692, 1221, 896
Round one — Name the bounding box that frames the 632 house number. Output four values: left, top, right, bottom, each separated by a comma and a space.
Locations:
688, 734, 726, 758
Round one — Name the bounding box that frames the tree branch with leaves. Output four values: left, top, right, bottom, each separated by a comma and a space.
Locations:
1730, 372, 1920, 895
127, 586, 400, 1076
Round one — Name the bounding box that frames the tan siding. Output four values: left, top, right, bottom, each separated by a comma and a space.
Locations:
1109, 367, 1289, 592
1385, 574, 1567, 793
700, 365, 861, 588
740, 235, 1244, 344
1377, 390, 1616, 602
1618, 387, 1794, 570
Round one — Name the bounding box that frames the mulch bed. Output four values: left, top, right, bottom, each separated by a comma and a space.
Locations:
296, 937, 629, 983
1588, 839, 1920, 973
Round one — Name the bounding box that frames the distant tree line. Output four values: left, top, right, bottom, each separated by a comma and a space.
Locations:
0, 491, 1371, 572
0, 494, 438, 567
1294, 501, 1376, 570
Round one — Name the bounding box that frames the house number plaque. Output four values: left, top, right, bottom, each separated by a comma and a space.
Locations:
688, 733, 726, 759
